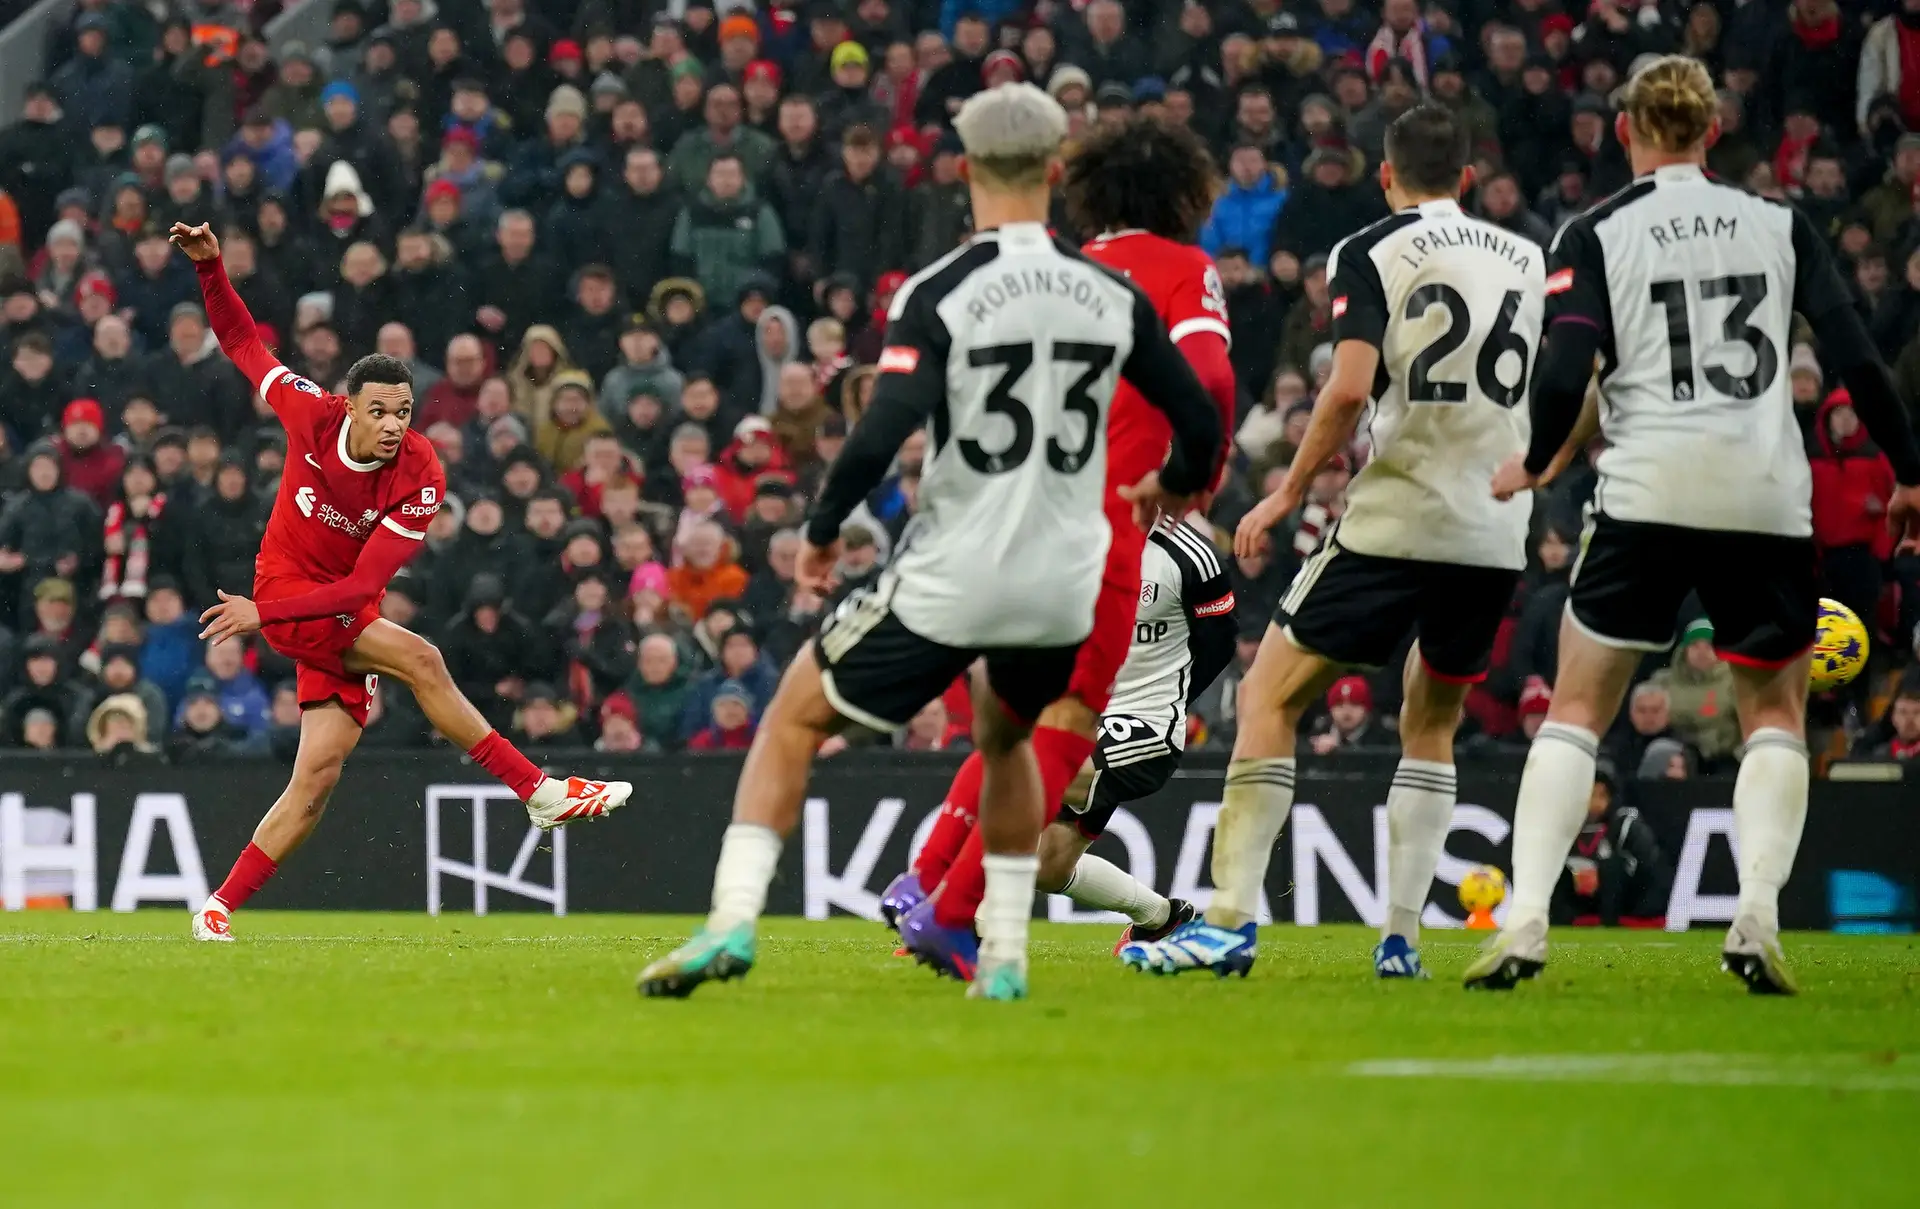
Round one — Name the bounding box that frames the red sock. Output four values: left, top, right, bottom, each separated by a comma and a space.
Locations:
212, 842, 278, 912
468, 730, 545, 801
932, 726, 1096, 929
913, 752, 984, 885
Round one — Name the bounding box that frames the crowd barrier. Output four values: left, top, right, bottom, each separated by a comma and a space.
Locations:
0, 752, 1912, 931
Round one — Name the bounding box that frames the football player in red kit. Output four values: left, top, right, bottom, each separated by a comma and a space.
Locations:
167, 223, 631, 942
889, 119, 1239, 975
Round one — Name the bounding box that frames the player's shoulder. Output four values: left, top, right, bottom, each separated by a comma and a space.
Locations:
889, 238, 1000, 321
1149, 518, 1224, 584
1329, 210, 1423, 274
1552, 175, 1660, 251
264, 363, 340, 405
396, 429, 445, 485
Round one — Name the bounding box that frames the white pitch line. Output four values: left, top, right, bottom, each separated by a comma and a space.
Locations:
1348, 1053, 1920, 1091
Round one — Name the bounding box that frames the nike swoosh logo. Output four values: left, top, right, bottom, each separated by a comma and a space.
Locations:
305, 454, 322, 470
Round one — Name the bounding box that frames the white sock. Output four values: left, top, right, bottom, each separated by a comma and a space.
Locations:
706, 823, 782, 932
979, 853, 1040, 966
1732, 728, 1809, 934
1062, 854, 1169, 927
1206, 758, 1294, 929
1507, 722, 1598, 932
1385, 759, 1455, 942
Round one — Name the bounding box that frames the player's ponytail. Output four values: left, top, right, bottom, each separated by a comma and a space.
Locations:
1622, 55, 1716, 154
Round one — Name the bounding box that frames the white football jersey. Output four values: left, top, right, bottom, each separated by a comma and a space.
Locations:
1104, 519, 1236, 750
1326, 199, 1543, 571
1547, 163, 1849, 537
870, 223, 1171, 647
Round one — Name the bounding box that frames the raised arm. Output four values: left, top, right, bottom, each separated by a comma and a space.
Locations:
171, 222, 321, 421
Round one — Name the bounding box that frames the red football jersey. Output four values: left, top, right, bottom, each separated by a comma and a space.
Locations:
249, 363, 444, 589
194, 259, 443, 620
1081, 230, 1234, 494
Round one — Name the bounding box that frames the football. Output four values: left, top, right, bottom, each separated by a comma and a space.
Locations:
1458, 865, 1507, 913
1810, 598, 1870, 693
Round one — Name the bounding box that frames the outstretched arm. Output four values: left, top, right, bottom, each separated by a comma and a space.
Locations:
172, 222, 315, 421
199, 528, 424, 641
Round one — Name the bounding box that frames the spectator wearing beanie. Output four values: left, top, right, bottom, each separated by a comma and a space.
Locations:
818, 40, 890, 144
55, 399, 126, 511
422, 129, 504, 231
1309, 674, 1392, 754
1649, 620, 1743, 768
685, 677, 757, 750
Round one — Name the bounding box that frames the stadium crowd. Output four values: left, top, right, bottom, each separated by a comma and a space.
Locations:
0, 0, 1916, 769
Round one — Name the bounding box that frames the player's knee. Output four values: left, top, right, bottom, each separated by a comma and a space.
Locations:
294, 758, 344, 813
402, 639, 450, 688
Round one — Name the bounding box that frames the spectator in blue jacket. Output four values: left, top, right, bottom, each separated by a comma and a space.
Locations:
221, 109, 300, 193
678, 625, 779, 740
1202, 144, 1288, 268
941, 0, 1026, 40
138, 576, 199, 711
190, 638, 270, 738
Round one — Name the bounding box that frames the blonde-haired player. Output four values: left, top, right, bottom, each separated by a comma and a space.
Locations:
1470, 56, 1920, 993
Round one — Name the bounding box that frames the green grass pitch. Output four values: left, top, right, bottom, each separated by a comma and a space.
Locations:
3, 914, 1916, 1208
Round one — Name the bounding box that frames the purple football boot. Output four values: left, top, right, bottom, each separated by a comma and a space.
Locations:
897, 898, 978, 982
878, 871, 927, 931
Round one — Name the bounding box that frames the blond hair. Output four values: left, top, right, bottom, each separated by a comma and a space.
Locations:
955, 82, 1067, 189
1621, 55, 1716, 154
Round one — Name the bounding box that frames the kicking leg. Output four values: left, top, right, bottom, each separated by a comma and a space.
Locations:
1464, 617, 1638, 989
1722, 655, 1812, 995
194, 701, 361, 940
346, 620, 629, 827
638, 643, 845, 997
1376, 644, 1472, 979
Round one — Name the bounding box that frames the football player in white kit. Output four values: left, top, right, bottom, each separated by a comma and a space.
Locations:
1469, 57, 1920, 994
1031, 517, 1237, 942
637, 83, 1222, 1002
1120, 105, 1546, 978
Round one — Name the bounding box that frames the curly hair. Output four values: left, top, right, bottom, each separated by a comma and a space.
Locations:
1063, 117, 1220, 243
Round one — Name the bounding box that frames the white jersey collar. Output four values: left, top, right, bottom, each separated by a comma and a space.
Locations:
1649, 162, 1706, 183
337, 413, 381, 473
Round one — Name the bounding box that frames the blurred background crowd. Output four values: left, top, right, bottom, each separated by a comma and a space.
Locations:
0, 0, 1916, 772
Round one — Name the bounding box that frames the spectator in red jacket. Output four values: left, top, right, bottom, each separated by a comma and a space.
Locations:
1810, 388, 1897, 626
56, 399, 127, 510
712, 414, 791, 522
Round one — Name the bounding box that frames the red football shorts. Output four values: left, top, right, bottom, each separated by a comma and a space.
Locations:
1065, 503, 1148, 715
256, 577, 382, 726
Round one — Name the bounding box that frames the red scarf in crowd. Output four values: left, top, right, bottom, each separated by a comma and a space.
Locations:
1366, 23, 1430, 88
100, 494, 165, 603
